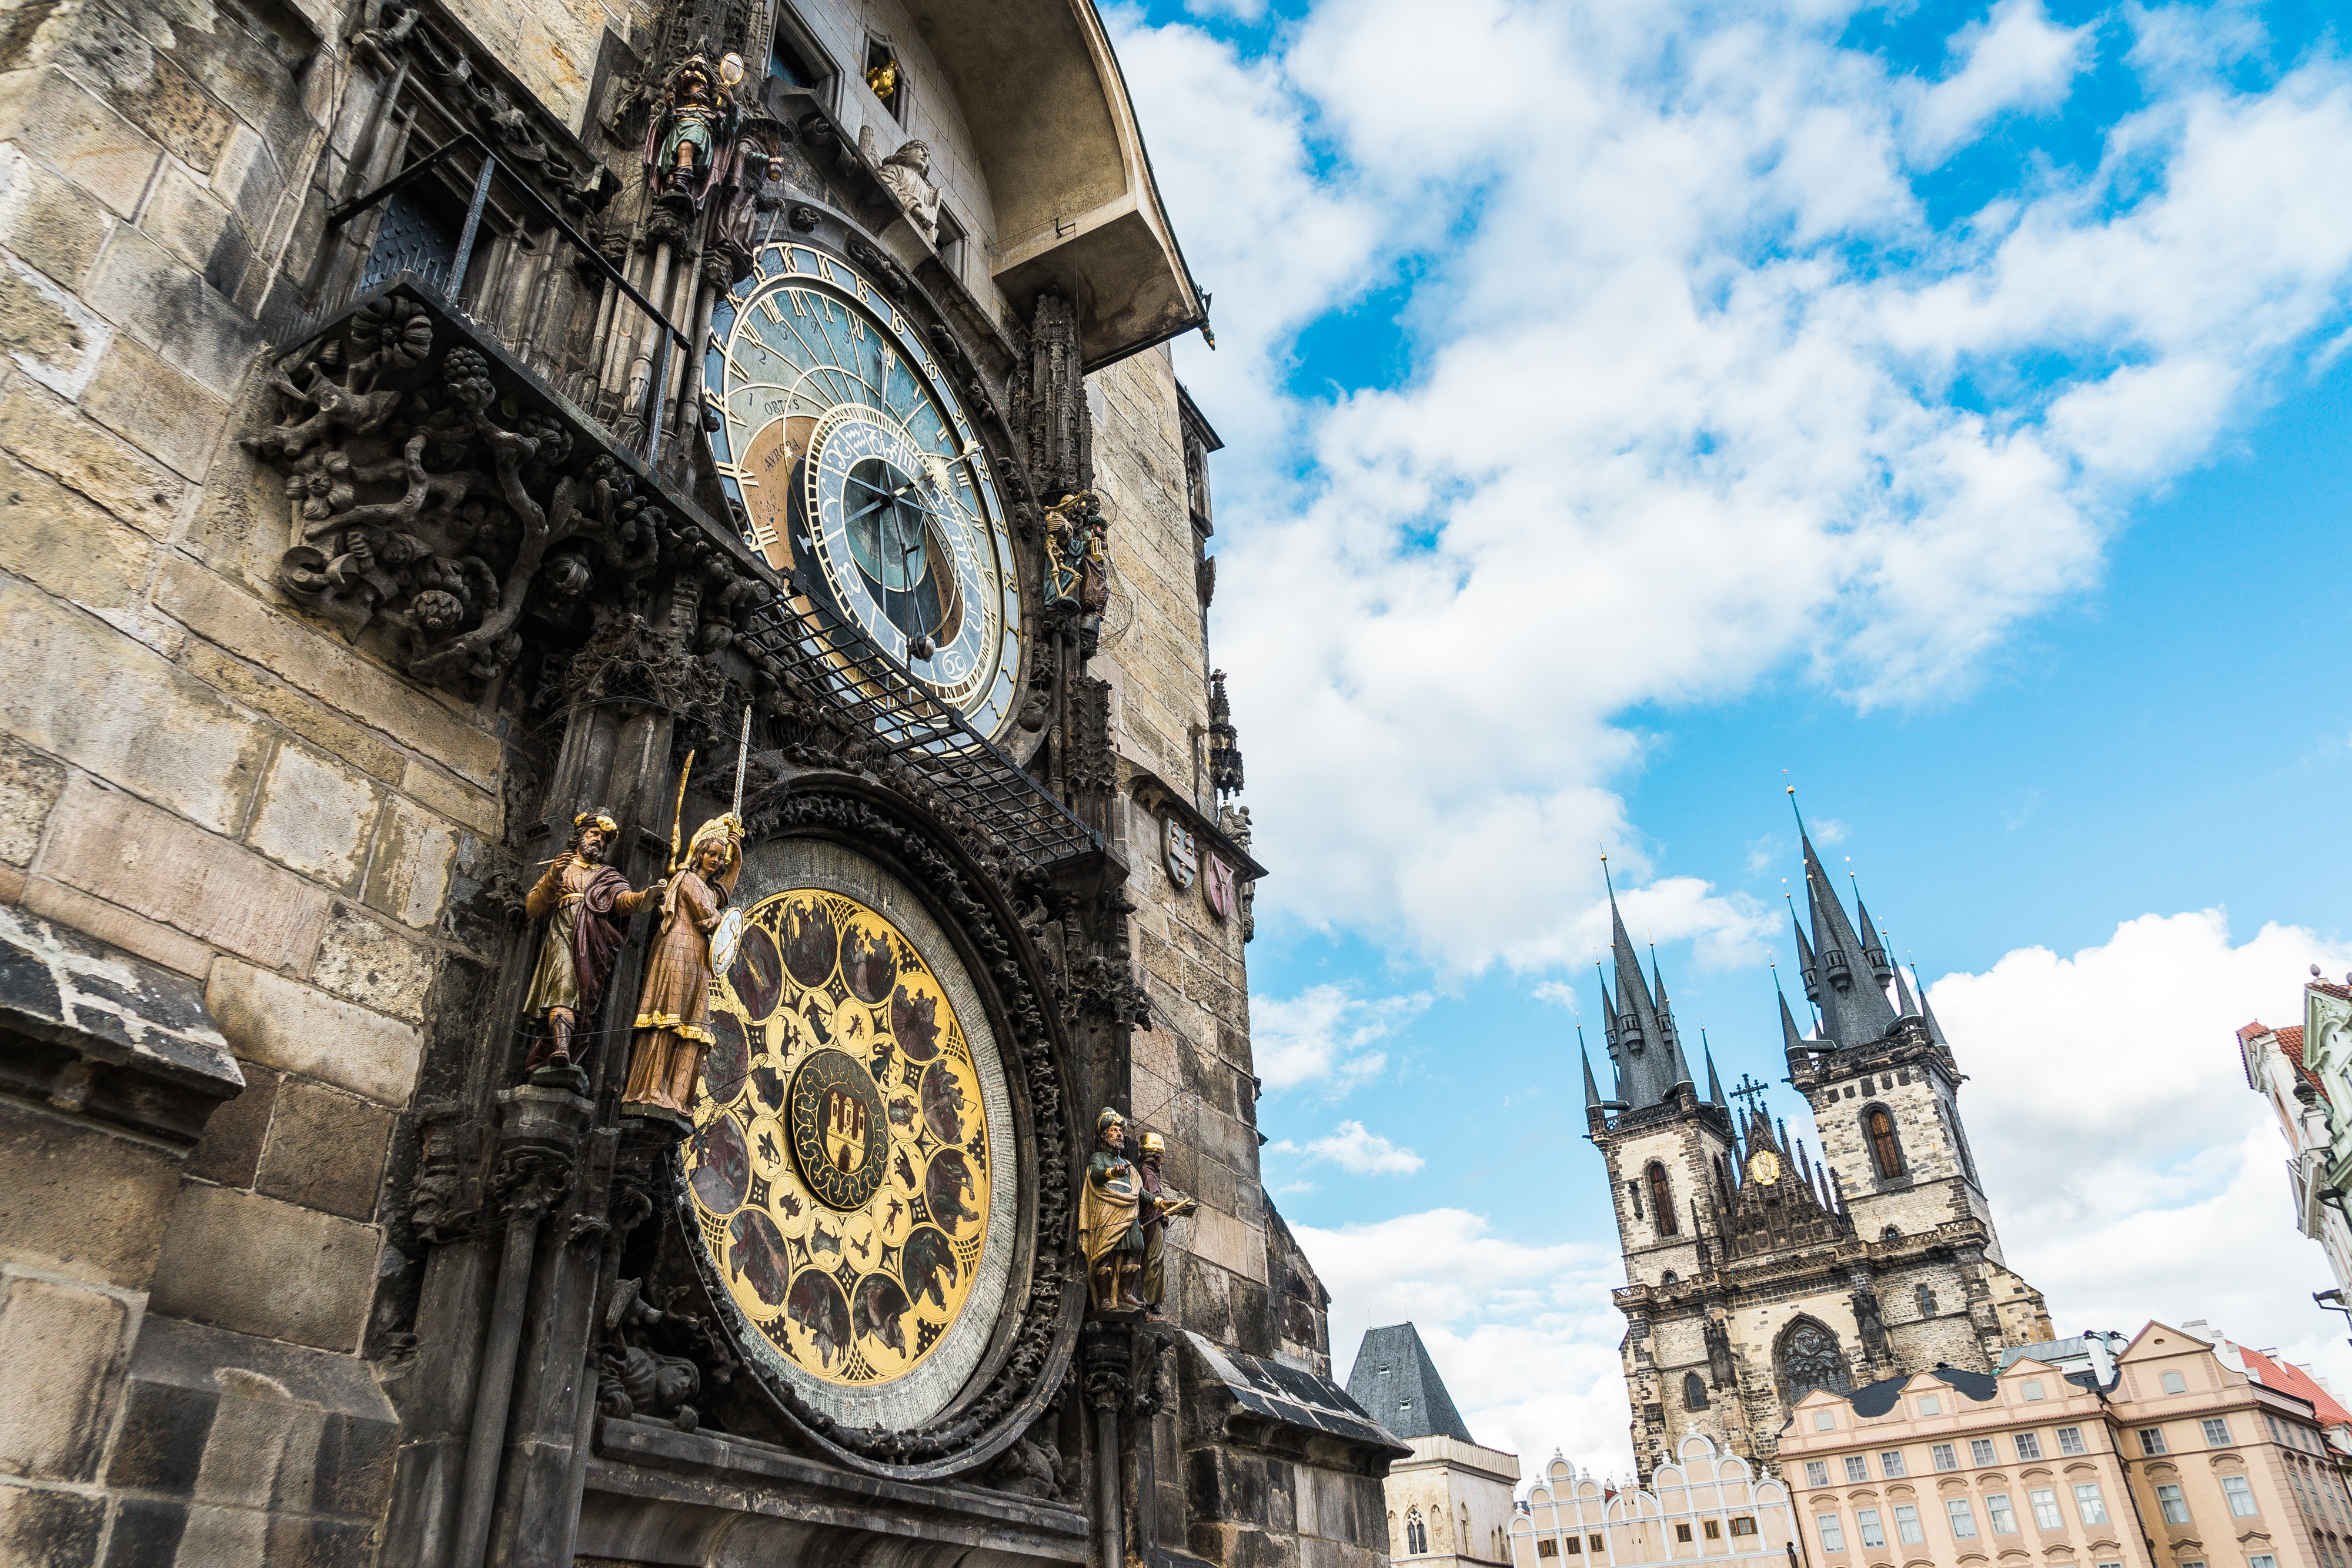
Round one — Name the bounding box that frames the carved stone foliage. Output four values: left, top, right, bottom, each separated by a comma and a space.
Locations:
243, 289, 773, 698
662, 779, 1081, 1477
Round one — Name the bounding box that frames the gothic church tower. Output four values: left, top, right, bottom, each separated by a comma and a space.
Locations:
1589, 815, 2053, 1484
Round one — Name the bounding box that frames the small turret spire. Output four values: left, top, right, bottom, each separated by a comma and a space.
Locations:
1893, 951, 1921, 1016
1581, 1029, 1603, 1111
1850, 871, 1893, 988
1786, 888, 1819, 1003
1703, 1032, 1726, 1106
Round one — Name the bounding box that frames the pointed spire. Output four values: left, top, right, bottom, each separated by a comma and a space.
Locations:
1776, 968, 1808, 1057
1851, 880, 1893, 988
1799, 826, 1898, 1049
1893, 955, 1921, 1017
1913, 963, 1951, 1047
1602, 853, 1681, 1108
1828, 1164, 1848, 1215
1594, 960, 1616, 1050
1703, 1033, 1726, 1106
1786, 891, 1819, 1003
1581, 1031, 1603, 1111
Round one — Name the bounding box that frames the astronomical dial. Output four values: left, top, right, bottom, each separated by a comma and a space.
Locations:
1748, 1149, 1782, 1186
704, 242, 1021, 734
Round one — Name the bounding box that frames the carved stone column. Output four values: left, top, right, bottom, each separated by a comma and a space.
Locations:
1027, 291, 1091, 503
1083, 1322, 1133, 1568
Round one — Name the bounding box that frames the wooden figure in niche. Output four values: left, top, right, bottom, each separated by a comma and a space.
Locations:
1078, 1107, 1145, 1313
522, 807, 661, 1081
1135, 1131, 1195, 1319
623, 813, 744, 1124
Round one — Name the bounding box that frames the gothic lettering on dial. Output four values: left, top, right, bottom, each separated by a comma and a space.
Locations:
705, 243, 1021, 734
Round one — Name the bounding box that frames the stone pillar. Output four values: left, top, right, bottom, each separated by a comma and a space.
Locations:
1083, 1322, 1134, 1568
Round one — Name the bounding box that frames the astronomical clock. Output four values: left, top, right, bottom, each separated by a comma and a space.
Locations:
704, 242, 1024, 737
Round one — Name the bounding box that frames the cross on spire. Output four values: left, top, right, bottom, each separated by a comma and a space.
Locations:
1729, 1073, 1772, 1118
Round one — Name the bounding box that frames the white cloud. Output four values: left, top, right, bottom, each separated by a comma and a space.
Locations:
1277, 1119, 1427, 1175
1251, 983, 1430, 1092
1110, 1, 2352, 977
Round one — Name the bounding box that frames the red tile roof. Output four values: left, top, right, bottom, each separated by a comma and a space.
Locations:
2238, 1344, 2352, 1428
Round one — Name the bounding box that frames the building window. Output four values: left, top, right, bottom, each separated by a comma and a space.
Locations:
2057, 1426, 2087, 1455
1816, 1516, 1846, 1552
2203, 1418, 2233, 1446
2157, 1483, 2191, 1525
2015, 1432, 2043, 1460
2179, 1561, 2204, 1568
2030, 1489, 2063, 1529
2223, 1476, 2258, 1517
766, 2, 836, 98
2250, 1557, 2278, 1568
2161, 1370, 2189, 1394
1591, 1535, 1605, 1552
1894, 1504, 1925, 1544
1857, 1509, 1886, 1548
1561, 1534, 1582, 1554
862, 36, 904, 121
1845, 1457, 1869, 1483
1932, 1443, 1959, 1472
1731, 1517, 1758, 1537
1970, 1439, 1996, 1465
1865, 1105, 1905, 1177
1539, 1542, 1560, 1559
1815, 1412, 1836, 1431
1948, 1500, 1979, 1539
1805, 1461, 1830, 1487
1919, 1395, 1942, 1416
1881, 1451, 1907, 1477
1685, 1372, 1710, 1410
1678, 1523, 1695, 1543
2023, 1379, 2046, 1402
1648, 1164, 1678, 1235
1987, 1494, 2017, 1534
1780, 1319, 1852, 1405
1917, 1284, 1939, 1316
2140, 1428, 2169, 1455
1406, 1508, 1428, 1554
2073, 1483, 2109, 1525
1704, 1520, 1722, 1540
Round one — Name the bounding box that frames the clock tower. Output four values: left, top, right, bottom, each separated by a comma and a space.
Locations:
1589, 814, 2053, 1483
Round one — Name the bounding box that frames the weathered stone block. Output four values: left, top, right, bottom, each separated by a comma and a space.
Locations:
20, 877, 214, 979
56, 13, 235, 173
363, 795, 457, 930
0, 1101, 181, 1289
246, 742, 380, 890
0, 449, 153, 608
204, 959, 420, 1107
0, 69, 163, 218
399, 758, 500, 837
181, 641, 404, 785
0, 381, 185, 535
81, 223, 260, 397
0, 1480, 103, 1568
178, 436, 286, 584
1184, 1208, 1268, 1285
0, 734, 64, 865
145, 1182, 379, 1352
182, 1062, 279, 1188
256, 1078, 391, 1221
38, 777, 326, 968
78, 332, 226, 479
0, 1276, 130, 1482
309, 904, 437, 1025
0, 142, 111, 290
0, 582, 270, 835
136, 159, 238, 279
153, 559, 503, 787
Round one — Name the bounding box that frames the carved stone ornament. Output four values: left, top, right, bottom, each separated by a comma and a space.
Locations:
1163, 817, 1197, 891
1204, 853, 1235, 922
858, 125, 944, 243
661, 779, 1082, 1479
242, 289, 773, 698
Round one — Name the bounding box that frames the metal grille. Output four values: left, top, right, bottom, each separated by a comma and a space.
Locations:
738, 586, 1100, 873
361, 188, 457, 292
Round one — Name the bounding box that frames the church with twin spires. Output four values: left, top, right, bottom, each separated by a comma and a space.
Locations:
1584, 810, 2054, 1483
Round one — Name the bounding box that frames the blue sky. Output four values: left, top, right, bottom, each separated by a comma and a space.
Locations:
1107, 0, 2352, 1475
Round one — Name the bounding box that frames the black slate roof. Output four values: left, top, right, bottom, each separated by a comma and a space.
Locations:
1848, 1364, 2001, 1418
1187, 1333, 1409, 1458
1345, 1322, 1476, 1444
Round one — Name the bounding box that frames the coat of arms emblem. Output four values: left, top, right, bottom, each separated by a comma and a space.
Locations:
1164, 817, 1198, 890
1205, 852, 1235, 921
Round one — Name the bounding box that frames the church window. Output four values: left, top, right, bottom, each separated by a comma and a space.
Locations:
2014, 1432, 2042, 1460
1947, 1500, 1980, 1539
1685, 1372, 1710, 1410
1916, 1285, 1938, 1316
1865, 1106, 1905, 1178
1779, 1319, 1851, 1406
1805, 1460, 1830, 1486
1879, 1450, 1907, 1477
1970, 1438, 1996, 1465
1816, 1515, 1846, 1552
2030, 1489, 2063, 1529
1648, 1165, 1678, 1235
2223, 1475, 2259, 1517
2203, 1417, 2233, 1446
1932, 1443, 1957, 1471
2157, 1483, 2191, 1524
1857, 1509, 1886, 1548
2022, 1379, 2046, 1402
2139, 1427, 2169, 1455
1677, 1523, 1695, 1542
1843, 1456, 1868, 1482
1893, 1503, 1924, 1544
1986, 1494, 2017, 1534
1731, 1517, 1759, 1536
2056, 1426, 2086, 1455
1407, 1507, 1428, 1554
2161, 1370, 2189, 1394
2072, 1483, 2109, 1525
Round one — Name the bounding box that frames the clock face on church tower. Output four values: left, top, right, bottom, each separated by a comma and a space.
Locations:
706, 242, 1023, 734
